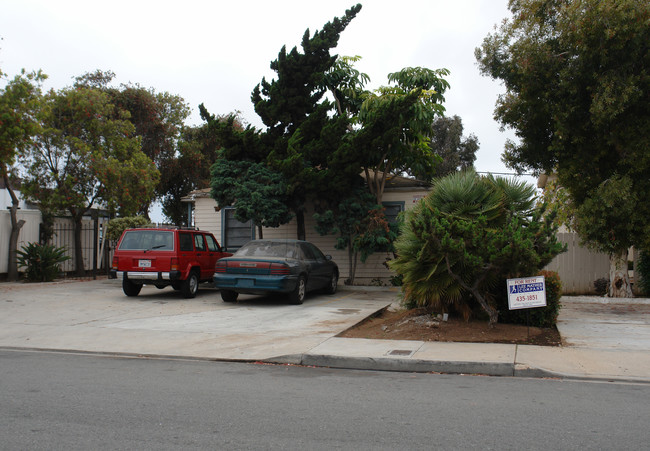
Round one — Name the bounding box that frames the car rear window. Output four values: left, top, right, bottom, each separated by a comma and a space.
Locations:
235, 241, 298, 258
119, 231, 174, 251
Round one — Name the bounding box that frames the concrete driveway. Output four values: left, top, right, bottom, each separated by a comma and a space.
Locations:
0, 278, 395, 361
557, 296, 650, 350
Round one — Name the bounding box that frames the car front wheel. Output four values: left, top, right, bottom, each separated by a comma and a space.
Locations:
288, 276, 306, 305
181, 271, 199, 298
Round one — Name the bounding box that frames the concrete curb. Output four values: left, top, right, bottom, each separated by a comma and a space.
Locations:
5, 346, 650, 383
298, 354, 515, 376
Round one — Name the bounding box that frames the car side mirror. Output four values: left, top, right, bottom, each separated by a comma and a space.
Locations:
325, 255, 332, 261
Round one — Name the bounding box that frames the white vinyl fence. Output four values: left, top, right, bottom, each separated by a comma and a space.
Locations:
0, 210, 42, 274
1, 210, 113, 276
544, 232, 610, 294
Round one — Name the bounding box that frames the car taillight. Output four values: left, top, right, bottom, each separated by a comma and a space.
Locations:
215, 261, 228, 273
270, 263, 290, 275
111, 256, 118, 270
170, 257, 179, 271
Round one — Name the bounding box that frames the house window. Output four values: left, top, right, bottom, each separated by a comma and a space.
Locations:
382, 202, 405, 224
222, 208, 254, 251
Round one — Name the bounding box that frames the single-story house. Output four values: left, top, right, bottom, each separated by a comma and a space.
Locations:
182, 174, 431, 285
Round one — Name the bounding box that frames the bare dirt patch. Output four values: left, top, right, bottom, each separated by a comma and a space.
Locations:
338, 307, 562, 346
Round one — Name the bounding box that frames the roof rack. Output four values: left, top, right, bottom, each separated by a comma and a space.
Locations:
139, 224, 199, 231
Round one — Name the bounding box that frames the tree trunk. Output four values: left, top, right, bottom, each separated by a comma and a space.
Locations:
632, 248, 642, 296
73, 215, 86, 276
296, 210, 305, 241
471, 288, 499, 327
2, 171, 25, 281
609, 251, 633, 297
257, 225, 263, 239
346, 236, 358, 285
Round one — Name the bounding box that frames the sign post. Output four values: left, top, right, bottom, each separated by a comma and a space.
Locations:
507, 276, 547, 340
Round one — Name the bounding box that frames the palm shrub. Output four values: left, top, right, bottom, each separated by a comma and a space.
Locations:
390, 170, 565, 326
16, 242, 71, 282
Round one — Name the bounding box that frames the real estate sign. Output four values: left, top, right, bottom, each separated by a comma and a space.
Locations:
507, 276, 547, 310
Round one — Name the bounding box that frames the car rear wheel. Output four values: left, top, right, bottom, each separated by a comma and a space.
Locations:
221, 290, 238, 302
181, 271, 199, 298
324, 271, 338, 295
122, 279, 142, 297
289, 275, 306, 305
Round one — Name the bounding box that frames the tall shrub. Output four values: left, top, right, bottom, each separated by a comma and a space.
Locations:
390, 171, 565, 326
106, 216, 151, 242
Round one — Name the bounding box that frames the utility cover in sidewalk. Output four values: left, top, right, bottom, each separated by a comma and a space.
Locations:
388, 349, 415, 357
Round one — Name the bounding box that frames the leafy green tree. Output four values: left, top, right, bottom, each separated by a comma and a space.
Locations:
248, 4, 363, 240
75, 70, 190, 218
160, 109, 253, 226
0, 68, 46, 280
572, 175, 641, 297
20, 86, 159, 275
390, 171, 564, 326
355, 67, 450, 203
314, 187, 379, 284
476, 0, 650, 297
199, 105, 287, 231
210, 158, 292, 238
429, 115, 478, 178
160, 115, 237, 226
324, 55, 370, 120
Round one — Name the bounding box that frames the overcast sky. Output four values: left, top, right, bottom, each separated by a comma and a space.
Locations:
1, 0, 532, 206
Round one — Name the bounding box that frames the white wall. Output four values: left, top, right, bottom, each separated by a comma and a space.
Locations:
0, 210, 42, 273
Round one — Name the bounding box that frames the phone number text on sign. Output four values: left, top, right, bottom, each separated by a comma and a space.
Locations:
507, 276, 547, 310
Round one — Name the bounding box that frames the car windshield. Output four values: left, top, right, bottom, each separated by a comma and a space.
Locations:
119, 230, 174, 251
234, 241, 299, 259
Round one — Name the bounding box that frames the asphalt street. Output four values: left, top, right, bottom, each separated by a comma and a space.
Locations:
2, 350, 649, 450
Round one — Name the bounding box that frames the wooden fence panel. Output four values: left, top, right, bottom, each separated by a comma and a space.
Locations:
544, 232, 610, 294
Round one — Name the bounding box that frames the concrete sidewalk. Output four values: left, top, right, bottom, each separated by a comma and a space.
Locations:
294, 296, 650, 383
1, 279, 649, 383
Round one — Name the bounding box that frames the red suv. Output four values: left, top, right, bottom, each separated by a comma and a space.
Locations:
109, 227, 231, 298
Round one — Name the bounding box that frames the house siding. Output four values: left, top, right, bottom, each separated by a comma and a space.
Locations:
191, 188, 429, 285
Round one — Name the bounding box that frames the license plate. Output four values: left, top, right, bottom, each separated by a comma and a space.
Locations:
138, 260, 151, 268
240, 279, 254, 288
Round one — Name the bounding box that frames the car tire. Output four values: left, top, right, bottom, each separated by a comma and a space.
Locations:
181, 271, 199, 298
221, 290, 238, 302
171, 281, 182, 291
324, 271, 338, 295
154, 284, 166, 290
122, 279, 142, 297
288, 275, 306, 305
